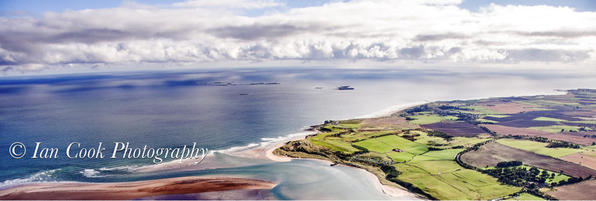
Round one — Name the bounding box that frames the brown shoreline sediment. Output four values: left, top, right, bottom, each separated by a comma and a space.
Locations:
0, 176, 276, 200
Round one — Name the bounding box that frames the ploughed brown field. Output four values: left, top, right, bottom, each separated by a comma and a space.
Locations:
422, 121, 488, 137
563, 110, 596, 118
481, 124, 596, 146
360, 116, 419, 130
561, 153, 596, 170
477, 102, 538, 114
460, 142, 596, 178
544, 180, 596, 200
487, 110, 580, 127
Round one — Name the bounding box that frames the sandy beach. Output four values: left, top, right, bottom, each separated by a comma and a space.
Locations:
232, 131, 316, 162
0, 176, 276, 200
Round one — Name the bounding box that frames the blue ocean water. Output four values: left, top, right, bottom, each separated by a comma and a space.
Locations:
1, 68, 595, 199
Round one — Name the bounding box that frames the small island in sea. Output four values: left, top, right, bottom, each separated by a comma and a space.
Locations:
274, 89, 596, 200
337, 86, 355, 90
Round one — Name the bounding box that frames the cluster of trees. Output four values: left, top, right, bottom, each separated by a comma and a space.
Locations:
479, 126, 497, 136
563, 127, 591, 132
496, 161, 523, 168
427, 130, 453, 141
319, 126, 333, 132
404, 105, 430, 113
401, 131, 420, 141
578, 127, 590, 132
556, 175, 590, 186
482, 165, 590, 189
508, 135, 549, 142
482, 166, 556, 189
455, 113, 479, 123
546, 141, 580, 149
438, 105, 463, 110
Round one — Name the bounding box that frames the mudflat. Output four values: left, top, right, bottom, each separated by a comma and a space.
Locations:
0, 176, 276, 200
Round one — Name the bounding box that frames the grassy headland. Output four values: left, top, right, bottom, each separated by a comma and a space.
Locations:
274, 89, 596, 200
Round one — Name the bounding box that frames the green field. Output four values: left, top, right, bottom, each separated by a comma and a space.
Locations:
309, 131, 361, 154
409, 129, 490, 149
496, 139, 581, 158
386, 151, 414, 162
529, 100, 581, 107
476, 118, 498, 123
408, 114, 458, 125
419, 148, 464, 160
462, 105, 499, 114
311, 138, 360, 154
394, 149, 520, 200
353, 135, 428, 154
533, 117, 566, 122
341, 130, 395, 142
334, 122, 362, 129
529, 125, 590, 133
506, 193, 545, 200
485, 114, 510, 118
445, 137, 491, 148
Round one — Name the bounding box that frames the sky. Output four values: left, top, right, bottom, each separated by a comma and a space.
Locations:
1, 0, 596, 74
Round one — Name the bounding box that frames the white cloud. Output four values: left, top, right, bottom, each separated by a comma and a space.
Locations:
173, 0, 283, 9
1, 0, 596, 73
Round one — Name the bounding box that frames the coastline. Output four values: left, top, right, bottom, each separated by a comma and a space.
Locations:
0, 176, 276, 200
0, 89, 574, 199
261, 89, 569, 199
262, 102, 427, 199
256, 102, 428, 163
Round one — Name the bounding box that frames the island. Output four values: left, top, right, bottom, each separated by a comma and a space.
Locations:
337, 85, 355, 90
274, 89, 596, 200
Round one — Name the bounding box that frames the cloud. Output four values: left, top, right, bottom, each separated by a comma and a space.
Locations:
208, 23, 330, 40
414, 33, 468, 41
1, 0, 596, 73
503, 49, 590, 63
514, 31, 596, 38
173, 0, 282, 9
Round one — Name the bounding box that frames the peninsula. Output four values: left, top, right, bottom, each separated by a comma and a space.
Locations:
274, 89, 596, 200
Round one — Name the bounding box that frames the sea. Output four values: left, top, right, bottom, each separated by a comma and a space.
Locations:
1, 68, 595, 199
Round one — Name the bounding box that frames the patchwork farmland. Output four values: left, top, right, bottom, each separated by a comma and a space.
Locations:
276, 89, 596, 200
